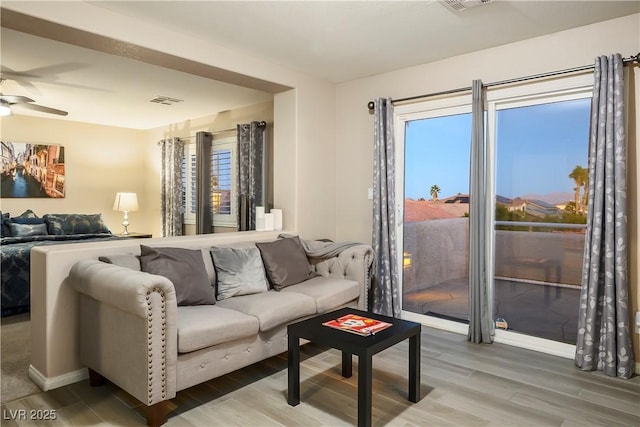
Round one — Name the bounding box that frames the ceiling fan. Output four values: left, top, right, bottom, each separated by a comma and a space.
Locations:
0, 79, 68, 117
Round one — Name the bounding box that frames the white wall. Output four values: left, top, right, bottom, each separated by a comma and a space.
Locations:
334, 13, 640, 364
0, 115, 148, 233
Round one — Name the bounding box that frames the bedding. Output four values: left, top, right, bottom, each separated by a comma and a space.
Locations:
1, 210, 123, 317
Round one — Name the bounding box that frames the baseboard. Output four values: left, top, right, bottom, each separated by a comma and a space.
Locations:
402, 310, 575, 359
28, 365, 87, 392
493, 329, 576, 359
401, 310, 469, 335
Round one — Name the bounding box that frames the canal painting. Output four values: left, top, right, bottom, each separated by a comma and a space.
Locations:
1, 141, 65, 198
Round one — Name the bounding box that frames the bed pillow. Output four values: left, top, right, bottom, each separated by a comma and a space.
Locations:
255, 236, 317, 291
139, 245, 215, 306
0, 212, 10, 237
14, 209, 39, 219
10, 217, 46, 225
9, 222, 48, 237
210, 246, 268, 301
44, 214, 111, 235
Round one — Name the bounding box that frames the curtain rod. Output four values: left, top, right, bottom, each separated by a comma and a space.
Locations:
171, 121, 268, 141
178, 127, 238, 140
367, 53, 640, 111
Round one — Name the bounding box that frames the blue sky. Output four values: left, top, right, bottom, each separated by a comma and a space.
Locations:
404, 98, 590, 200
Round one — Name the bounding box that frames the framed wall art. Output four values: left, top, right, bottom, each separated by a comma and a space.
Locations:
1, 141, 65, 198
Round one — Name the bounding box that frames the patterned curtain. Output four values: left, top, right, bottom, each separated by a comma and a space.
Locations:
467, 79, 494, 344
237, 121, 267, 231
575, 54, 634, 378
196, 132, 213, 234
372, 97, 400, 317
159, 138, 184, 237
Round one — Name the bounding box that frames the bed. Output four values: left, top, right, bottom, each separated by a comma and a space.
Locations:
1, 211, 126, 317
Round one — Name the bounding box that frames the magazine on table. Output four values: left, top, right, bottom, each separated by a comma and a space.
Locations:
322, 313, 392, 336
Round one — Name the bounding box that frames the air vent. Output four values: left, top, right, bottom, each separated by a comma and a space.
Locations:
148, 96, 184, 105
442, 0, 492, 12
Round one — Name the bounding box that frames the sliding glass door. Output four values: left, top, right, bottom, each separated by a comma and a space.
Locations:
396, 75, 593, 351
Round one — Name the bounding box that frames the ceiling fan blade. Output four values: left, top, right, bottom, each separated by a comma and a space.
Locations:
2, 63, 86, 79
1, 66, 39, 92
0, 94, 34, 104
16, 102, 68, 116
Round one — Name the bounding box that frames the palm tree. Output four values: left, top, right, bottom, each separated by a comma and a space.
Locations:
430, 184, 441, 201
569, 165, 588, 214
581, 173, 589, 214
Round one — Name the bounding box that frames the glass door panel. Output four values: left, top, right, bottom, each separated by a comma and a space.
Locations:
402, 113, 471, 323
493, 98, 590, 344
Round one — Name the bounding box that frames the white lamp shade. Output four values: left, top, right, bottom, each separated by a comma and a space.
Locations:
113, 192, 139, 212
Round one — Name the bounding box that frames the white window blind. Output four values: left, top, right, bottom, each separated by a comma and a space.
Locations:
182, 136, 237, 227
212, 149, 232, 215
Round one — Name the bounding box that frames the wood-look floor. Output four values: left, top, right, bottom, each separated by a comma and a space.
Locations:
2, 327, 639, 426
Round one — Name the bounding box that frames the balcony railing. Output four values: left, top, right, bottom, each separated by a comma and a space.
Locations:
495, 221, 584, 287
495, 220, 586, 230
403, 218, 585, 292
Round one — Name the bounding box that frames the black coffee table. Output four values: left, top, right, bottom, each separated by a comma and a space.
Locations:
287, 307, 421, 427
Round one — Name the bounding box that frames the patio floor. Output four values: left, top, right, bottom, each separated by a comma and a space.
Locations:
403, 278, 580, 344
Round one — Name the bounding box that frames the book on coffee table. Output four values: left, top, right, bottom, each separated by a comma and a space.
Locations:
322, 313, 392, 336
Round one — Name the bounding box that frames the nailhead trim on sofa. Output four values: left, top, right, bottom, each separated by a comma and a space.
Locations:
146, 287, 167, 404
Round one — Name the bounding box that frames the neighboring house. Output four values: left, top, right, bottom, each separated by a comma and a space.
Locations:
442, 194, 469, 204
502, 197, 527, 213
525, 199, 561, 218
404, 199, 458, 222
496, 196, 561, 218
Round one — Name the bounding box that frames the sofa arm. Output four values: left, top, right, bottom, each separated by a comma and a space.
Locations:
312, 244, 375, 310
69, 259, 178, 406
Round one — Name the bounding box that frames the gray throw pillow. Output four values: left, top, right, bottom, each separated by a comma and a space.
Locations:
9, 222, 48, 237
0, 211, 9, 237
14, 209, 39, 219
256, 236, 317, 291
139, 245, 215, 306
210, 246, 268, 301
10, 217, 45, 225
98, 254, 142, 271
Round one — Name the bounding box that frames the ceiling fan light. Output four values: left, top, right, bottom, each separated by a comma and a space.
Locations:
0, 103, 12, 117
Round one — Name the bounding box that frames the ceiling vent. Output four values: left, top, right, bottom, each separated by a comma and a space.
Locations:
442, 0, 492, 12
148, 96, 184, 106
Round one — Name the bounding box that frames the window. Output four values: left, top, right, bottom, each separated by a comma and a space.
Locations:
182, 150, 197, 222
182, 136, 237, 228
396, 74, 593, 350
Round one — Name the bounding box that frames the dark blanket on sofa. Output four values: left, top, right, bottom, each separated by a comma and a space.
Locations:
1, 234, 123, 317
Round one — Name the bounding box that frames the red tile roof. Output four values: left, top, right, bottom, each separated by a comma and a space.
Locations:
404, 199, 463, 222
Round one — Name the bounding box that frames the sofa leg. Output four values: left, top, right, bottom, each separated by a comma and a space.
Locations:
146, 401, 169, 427
88, 368, 105, 386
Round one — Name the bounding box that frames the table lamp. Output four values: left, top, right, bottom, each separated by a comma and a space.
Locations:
113, 192, 139, 235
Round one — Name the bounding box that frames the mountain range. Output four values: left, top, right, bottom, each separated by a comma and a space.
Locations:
520, 192, 573, 205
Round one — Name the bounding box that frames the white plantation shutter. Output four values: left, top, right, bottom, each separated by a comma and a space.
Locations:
181, 151, 197, 223
212, 149, 232, 215
182, 137, 237, 227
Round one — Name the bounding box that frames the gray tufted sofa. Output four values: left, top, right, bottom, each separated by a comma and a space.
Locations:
69, 236, 374, 426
